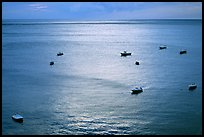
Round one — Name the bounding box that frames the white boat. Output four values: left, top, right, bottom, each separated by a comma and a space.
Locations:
12, 114, 23, 123
131, 87, 143, 94
189, 83, 197, 90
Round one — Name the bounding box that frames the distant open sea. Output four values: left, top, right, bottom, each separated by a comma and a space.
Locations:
2, 19, 202, 135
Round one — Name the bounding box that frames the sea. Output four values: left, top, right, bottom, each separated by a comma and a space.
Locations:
2, 19, 202, 135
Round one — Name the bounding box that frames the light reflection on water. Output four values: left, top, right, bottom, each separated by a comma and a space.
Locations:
2, 20, 202, 135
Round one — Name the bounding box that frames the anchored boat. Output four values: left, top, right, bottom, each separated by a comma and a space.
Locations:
12, 114, 23, 123
121, 51, 131, 56
159, 46, 167, 50
57, 52, 63, 56
189, 83, 197, 90
131, 87, 143, 94
180, 50, 187, 54
50, 61, 54, 65
135, 61, 140, 65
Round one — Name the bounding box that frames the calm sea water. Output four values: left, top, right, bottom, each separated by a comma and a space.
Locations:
2, 19, 202, 135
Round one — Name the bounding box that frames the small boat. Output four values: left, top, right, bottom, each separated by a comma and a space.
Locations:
189, 83, 197, 90
131, 87, 143, 94
57, 52, 63, 56
121, 51, 131, 56
180, 50, 187, 54
135, 61, 140, 65
50, 61, 54, 65
159, 46, 167, 50
12, 114, 23, 123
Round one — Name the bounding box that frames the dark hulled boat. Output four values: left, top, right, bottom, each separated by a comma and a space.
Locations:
159, 46, 167, 50
135, 61, 140, 65
121, 51, 131, 56
180, 50, 187, 54
189, 83, 197, 90
131, 87, 143, 94
50, 61, 54, 65
57, 52, 64, 56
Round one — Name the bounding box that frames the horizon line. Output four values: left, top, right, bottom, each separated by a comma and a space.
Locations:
2, 18, 202, 21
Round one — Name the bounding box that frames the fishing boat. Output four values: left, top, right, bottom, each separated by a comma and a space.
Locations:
180, 50, 187, 54
121, 51, 131, 56
57, 52, 63, 56
189, 83, 197, 90
12, 114, 23, 123
131, 87, 143, 94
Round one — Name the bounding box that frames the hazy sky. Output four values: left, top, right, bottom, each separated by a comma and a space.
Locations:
2, 2, 202, 20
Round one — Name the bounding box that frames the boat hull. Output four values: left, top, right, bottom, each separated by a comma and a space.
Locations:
57, 53, 63, 56
50, 61, 54, 65
135, 61, 139, 65
180, 51, 187, 54
131, 89, 143, 94
121, 53, 131, 56
159, 46, 167, 50
12, 115, 23, 123
189, 85, 197, 90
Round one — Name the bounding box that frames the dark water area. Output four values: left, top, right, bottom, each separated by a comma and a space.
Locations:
2, 19, 202, 135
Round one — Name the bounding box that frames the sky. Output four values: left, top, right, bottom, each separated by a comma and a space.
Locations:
2, 2, 202, 20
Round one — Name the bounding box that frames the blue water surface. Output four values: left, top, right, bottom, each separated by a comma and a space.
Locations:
2, 19, 202, 135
